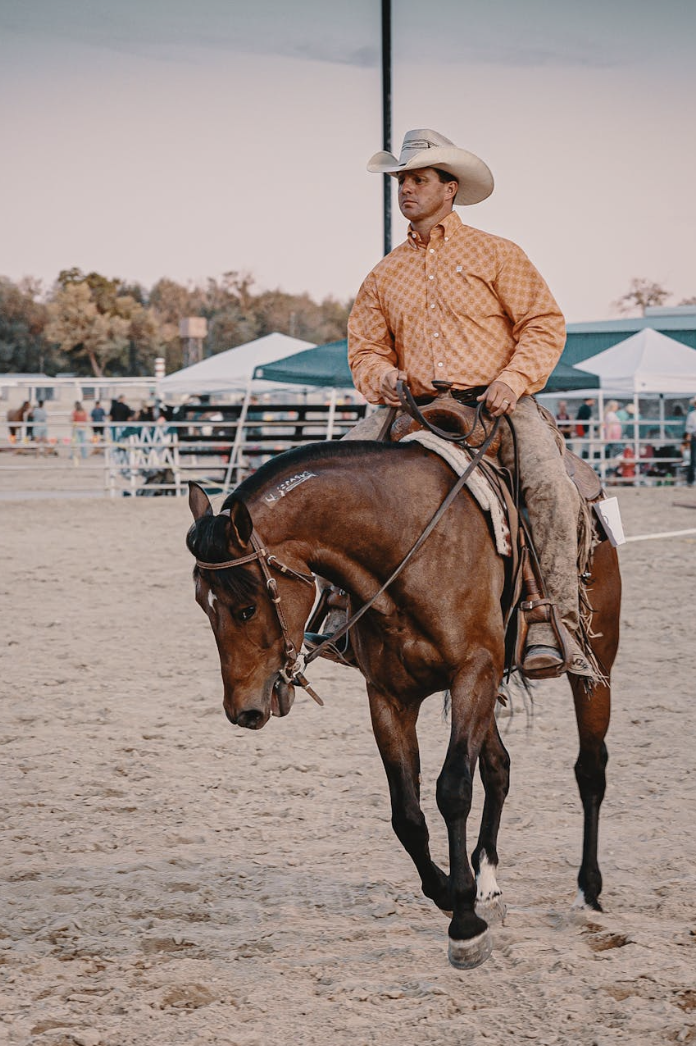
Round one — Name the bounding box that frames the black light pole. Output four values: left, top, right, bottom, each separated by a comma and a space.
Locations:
381, 0, 392, 256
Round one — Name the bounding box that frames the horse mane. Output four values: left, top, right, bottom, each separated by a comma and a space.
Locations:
189, 442, 406, 602
221, 440, 405, 510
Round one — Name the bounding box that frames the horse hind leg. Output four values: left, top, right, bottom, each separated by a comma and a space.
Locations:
571, 673, 610, 911
471, 717, 510, 921
571, 540, 619, 911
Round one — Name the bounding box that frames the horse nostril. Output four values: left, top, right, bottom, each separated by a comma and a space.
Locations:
237, 709, 265, 730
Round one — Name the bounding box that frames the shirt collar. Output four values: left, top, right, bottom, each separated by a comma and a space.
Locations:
407, 210, 463, 249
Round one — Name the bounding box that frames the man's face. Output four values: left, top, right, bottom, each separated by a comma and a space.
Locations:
397, 168, 456, 224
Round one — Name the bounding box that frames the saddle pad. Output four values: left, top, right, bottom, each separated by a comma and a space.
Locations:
401, 430, 511, 557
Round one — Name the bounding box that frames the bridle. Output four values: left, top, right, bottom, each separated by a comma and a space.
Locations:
195, 527, 324, 706
195, 392, 503, 709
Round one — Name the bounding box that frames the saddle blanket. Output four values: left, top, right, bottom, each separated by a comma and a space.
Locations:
401, 430, 511, 557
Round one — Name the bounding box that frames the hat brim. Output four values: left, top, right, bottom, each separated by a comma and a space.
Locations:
367, 146, 494, 205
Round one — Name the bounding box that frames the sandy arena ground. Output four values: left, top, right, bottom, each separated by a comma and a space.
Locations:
1, 459, 695, 1046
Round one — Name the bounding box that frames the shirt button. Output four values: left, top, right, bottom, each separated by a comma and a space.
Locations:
433, 332, 439, 338
428, 275, 434, 280
430, 304, 435, 310
444, 237, 449, 242
429, 248, 435, 253
437, 362, 444, 367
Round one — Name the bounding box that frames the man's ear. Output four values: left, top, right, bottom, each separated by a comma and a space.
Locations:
227, 497, 253, 547
189, 482, 213, 521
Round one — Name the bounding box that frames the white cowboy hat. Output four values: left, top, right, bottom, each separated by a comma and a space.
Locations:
367, 128, 494, 206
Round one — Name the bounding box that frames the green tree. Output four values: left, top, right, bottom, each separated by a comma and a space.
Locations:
0, 277, 50, 373
45, 282, 130, 377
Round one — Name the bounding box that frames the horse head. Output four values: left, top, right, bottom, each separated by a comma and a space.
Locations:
186, 482, 316, 730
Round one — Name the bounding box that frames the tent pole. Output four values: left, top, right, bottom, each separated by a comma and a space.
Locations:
326, 389, 337, 441
223, 383, 253, 492
597, 389, 605, 483
633, 393, 640, 485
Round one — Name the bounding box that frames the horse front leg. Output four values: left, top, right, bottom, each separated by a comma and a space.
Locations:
471, 716, 510, 916
437, 658, 500, 969
367, 685, 451, 912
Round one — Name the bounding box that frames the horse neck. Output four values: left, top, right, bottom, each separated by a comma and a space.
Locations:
246, 448, 447, 592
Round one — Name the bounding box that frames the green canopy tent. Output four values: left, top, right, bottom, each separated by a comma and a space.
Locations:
253, 339, 354, 388
254, 339, 599, 395
541, 360, 600, 393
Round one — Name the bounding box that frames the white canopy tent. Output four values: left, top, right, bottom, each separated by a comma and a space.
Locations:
574, 328, 696, 394
157, 333, 316, 397
566, 329, 696, 481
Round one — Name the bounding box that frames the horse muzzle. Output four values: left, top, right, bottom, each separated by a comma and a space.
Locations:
224, 674, 295, 730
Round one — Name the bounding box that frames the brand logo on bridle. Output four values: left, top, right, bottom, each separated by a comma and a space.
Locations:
264, 470, 316, 504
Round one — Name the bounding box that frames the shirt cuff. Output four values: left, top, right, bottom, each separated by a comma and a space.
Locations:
495, 371, 528, 401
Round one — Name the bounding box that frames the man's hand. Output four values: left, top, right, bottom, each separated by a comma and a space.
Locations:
477, 380, 517, 417
380, 368, 408, 407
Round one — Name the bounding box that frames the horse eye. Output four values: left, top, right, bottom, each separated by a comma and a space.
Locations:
238, 605, 256, 623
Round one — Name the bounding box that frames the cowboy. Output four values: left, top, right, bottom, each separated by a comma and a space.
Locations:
346, 128, 592, 679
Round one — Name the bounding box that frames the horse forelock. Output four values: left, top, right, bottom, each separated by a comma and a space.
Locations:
186, 512, 261, 602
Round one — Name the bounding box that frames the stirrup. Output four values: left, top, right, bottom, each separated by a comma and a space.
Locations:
521, 643, 566, 680
516, 600, 575, 680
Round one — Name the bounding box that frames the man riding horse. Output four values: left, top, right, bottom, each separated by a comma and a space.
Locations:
346, 128, 593, 680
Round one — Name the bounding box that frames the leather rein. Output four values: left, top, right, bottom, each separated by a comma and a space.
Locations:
196, 385, 501, 706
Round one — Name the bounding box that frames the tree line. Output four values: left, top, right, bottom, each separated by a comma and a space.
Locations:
2, 271, 694, 380
0, 269, 353, 378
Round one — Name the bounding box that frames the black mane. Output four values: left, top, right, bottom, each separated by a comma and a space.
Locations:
189, 441, 406, 602
220, 440, 404, 510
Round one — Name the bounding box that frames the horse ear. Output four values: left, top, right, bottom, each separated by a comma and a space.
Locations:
188, 481, 213, 521
227, 497, 253, 548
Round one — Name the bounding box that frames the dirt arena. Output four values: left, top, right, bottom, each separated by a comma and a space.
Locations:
2, 473, 695, 1046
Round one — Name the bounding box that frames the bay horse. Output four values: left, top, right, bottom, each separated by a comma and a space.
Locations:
186, 438, 620, 969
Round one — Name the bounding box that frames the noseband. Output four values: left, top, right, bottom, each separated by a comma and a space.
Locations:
196, 528, 324, 706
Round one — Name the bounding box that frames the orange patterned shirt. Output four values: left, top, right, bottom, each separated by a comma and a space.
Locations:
348, 211, 565, 403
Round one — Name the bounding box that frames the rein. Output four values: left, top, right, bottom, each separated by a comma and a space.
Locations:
303, 394, 502, 668
197, 388, 501, 704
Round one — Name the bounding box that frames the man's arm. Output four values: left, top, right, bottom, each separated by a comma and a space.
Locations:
478, 242, 566, 416
347, 273, 403, 404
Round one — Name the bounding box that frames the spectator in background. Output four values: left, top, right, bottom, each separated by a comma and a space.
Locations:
32, 400, 48, 454
575, 397, 595, 459
555, 399, 572, 441
621, 402, 637, 437
685, 396, 696, 487
90, 400, 106, 451
602, 400, 623, 458
109, 395, 134, 440
71, 401, 89, 463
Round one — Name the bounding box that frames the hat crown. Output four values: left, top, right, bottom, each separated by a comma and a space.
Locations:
398, 129, 454, 165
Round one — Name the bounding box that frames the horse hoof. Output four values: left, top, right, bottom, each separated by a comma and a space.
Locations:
448, 929, 493, 970
476, 895, 507, 924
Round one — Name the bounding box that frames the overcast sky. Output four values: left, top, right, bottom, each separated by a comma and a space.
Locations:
1, 0, 694, 322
